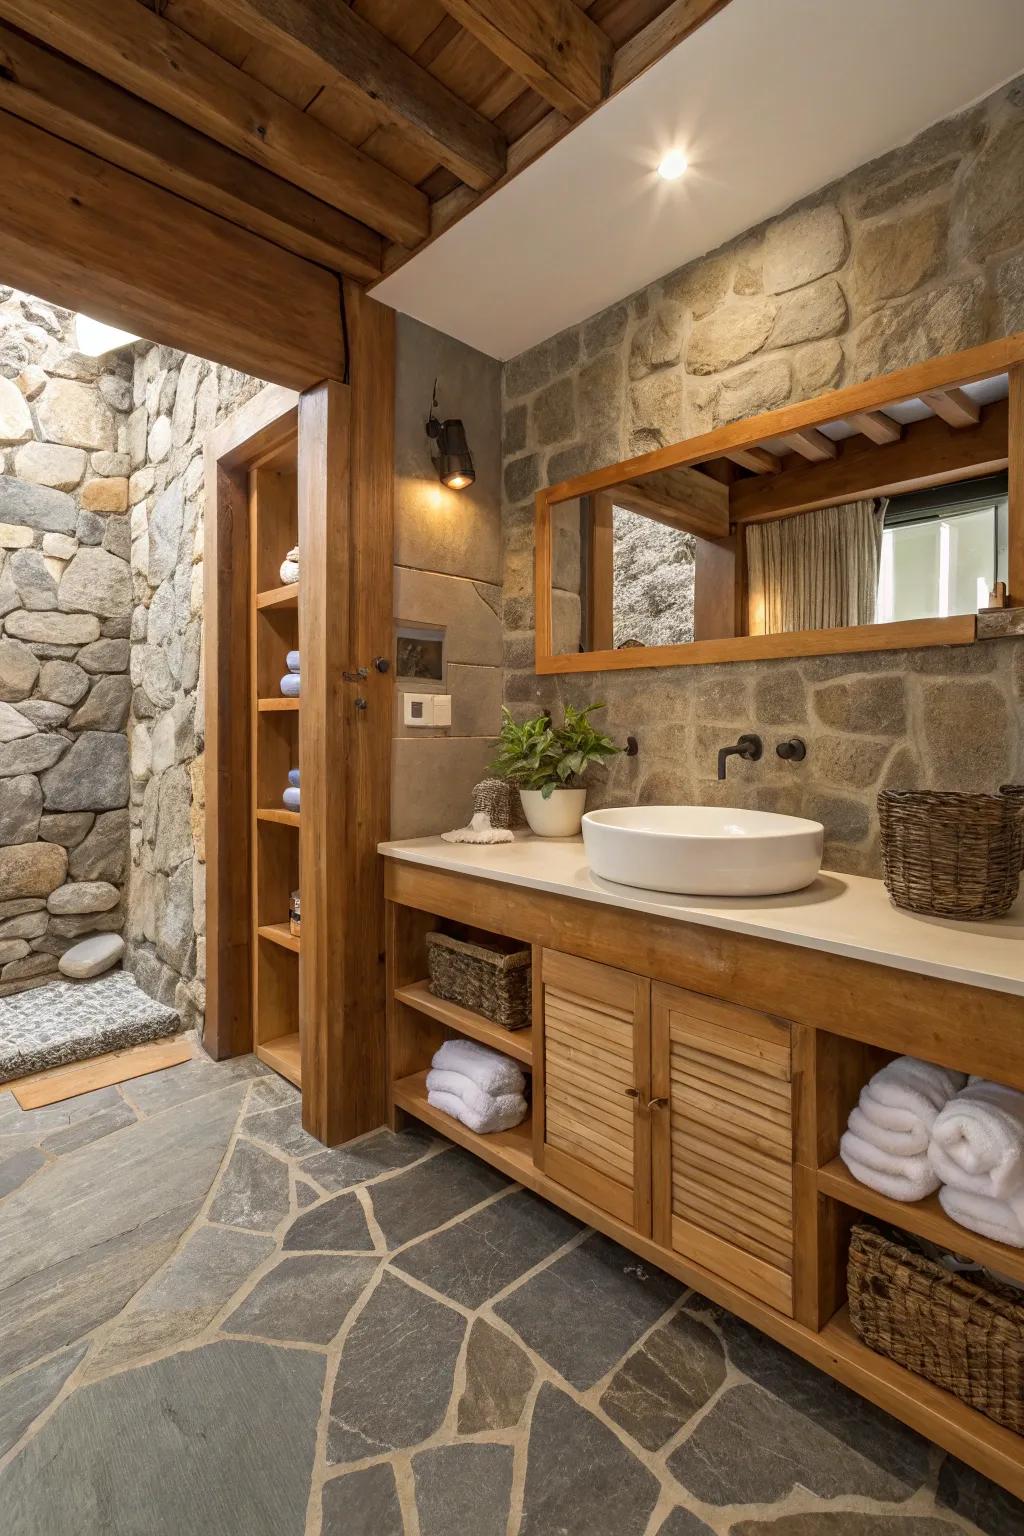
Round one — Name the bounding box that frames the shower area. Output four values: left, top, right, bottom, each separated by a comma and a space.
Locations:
0, 287, 258, 1081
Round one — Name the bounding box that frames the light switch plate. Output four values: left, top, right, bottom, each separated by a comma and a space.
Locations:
403, 692, 434, 726
432, 694, 452, 727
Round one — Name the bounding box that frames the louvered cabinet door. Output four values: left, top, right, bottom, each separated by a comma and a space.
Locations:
538, 950, 652, 1233
651, 983, 795, 1316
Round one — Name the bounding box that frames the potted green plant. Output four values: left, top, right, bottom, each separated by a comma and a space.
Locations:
490, 703, 621, 837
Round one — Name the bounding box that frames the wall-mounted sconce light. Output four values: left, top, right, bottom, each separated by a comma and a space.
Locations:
426, 379, 475, 491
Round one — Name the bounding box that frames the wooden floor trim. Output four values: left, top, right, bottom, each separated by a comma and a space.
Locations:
6, 1033, 196, 1109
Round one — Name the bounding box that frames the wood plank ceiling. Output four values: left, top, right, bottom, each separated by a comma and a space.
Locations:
0, 0, 730, 291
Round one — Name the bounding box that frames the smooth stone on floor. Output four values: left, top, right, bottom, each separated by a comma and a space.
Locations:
599, 1309, 726, 1452
241, 1100, 323, 1161
207, 1140, 291, 1233
0, 1341, 87, 1459
936, 1454, 1024, 1536
0, 1340, 324, 1536
731, 1519, 961, 1536
321, 1462, 404, 1536
328, 1271, 466, 1463
58, 932, 124, 978
0, 1145, 45, 1198
657, 1510, 716, 1536
121, 1053, 267, 1114
457, 1318, 535, 1434
38, 1101, 137, 1157
494, 1232, 681, 1390
223, 1253, 378, 1345
519, 1383, 660, 1536
412, 1443, 513, 1536
301, 1126, 437, 1193
367, 1145, 510, 1249
282, 1191, 375, 1253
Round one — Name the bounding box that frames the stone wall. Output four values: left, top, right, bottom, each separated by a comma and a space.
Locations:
0, 292, 133, 995
501, 76, 1024, 875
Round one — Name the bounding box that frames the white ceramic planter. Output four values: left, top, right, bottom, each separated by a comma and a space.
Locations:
520, 787, 587, 838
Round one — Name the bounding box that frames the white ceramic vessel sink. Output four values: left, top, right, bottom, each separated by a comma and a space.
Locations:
582, 805, 824, 897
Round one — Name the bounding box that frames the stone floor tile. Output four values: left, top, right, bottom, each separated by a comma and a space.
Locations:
667, 1381, 920, 1505
283, 1191, 375, 1252
656, 1509, 716, 1536
85, 1225, 276, 1378
328, 1271, 466, 1463
208, 1139, 291, 1232
0, 1342, 86, 1458
731, 1518, 959, 1536
295, 1179, 319, 1209
494, 1232, 681, 1390
368, 1147, 510, 1249
223, 1253, 378, 1345
246, 1076, 300, 1113
0, 1340, 323, 1535
302, 1126, 437, 1192
122, 1053, 266, 1114
937, 1455, 1024, 1536
393, 1187, 580, 1306
600, 1309, 726, 1451
457, 1318, 535, 1434
321, 1462, 405, 1536
0, 1146, 45, 1199
242, 1100, 323, 1161
0, 1085, 123, 1146
413, 1442, 513, 1536
519, 1383, 660, 1536
39, 1100, 137, 1157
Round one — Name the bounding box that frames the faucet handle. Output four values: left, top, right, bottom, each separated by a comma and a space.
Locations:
737, 733, 763, 761
776, 737, 807, 763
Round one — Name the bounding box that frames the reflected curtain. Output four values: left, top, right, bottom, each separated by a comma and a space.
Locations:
745, 499, 886, 635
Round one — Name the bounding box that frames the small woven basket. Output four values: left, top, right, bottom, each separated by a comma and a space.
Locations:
426, 931, 532, 1030
472, 777, 526, 831
848, 1221, 1024, 1434
877, 789, 1024, 920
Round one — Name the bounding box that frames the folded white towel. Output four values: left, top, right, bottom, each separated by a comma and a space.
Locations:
426, 1067, 525, 1123
929, 1079, 1024, 1200
280, 673, 300, 697
938, 1183, 1024, 1249
428, 1087, 527, 1135
839, 1128, 939, 1202
854, 1056, 966, 1156
432, 1037, 524, 1097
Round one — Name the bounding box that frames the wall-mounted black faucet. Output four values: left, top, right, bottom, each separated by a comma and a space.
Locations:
717, 733, 762, 780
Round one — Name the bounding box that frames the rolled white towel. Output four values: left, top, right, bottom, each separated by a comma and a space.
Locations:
432, 1037, 524, 1097
854, 1056, 966, 1156
938, 1183, 1024, 1249
839, 1127, 939, 1202
428, 1087, 527, 1135
426, 1067, 525, 1124
928, 1079, 1024, 1200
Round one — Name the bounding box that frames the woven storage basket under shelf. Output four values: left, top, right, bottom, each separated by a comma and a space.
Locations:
848, 1221, 1024, 1434
426, 932, 532, 1031
877, 789, 1024, 920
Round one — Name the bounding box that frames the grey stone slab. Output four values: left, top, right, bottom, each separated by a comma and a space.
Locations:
85, 1225, 275, 1379
0, 1084, 124, 1150
667, 1382, 921, 1505
657, 1511, 716, 1536
732, 1520, 958, 1536
328, 1270, 465, 1462
937, 1454, 1024, 1536
0, 1081, 244, 1377
247, 1074, 300, 1113
457, 1318, 535, 1433
301, 1125, 436, 1192
519, 1383, 660, 1536
368, 1146, 509, 1249
0, 1145, 45, 1198
599, 1309, 726, 1451
283, 1191, 375, 1252
0, 1342, 86, 1458
39, 1100, 137, 1157
494, 1233, 681, 1390
321, 1463, 404, 1536
208, 1140, 293, 1233
242, 1099, 323, 1160
0, 1340, 323, 1535
295, 1179, 318, 1209
123, 1052, 265, 1113
413, 1443, 513, 1536
224, 1253, 378, 1345
393, 1188, 580, 1307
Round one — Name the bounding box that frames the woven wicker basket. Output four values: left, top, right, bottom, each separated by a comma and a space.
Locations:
426, 931, 532, 1030
877, 789, 1024, 920
848, 1221, 1024, 1434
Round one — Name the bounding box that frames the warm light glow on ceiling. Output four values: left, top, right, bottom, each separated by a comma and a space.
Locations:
657, 150, 688, 181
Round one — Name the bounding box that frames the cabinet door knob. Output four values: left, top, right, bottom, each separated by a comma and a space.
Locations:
646, 1097, 668, 1111
624, 1087, 640, 1099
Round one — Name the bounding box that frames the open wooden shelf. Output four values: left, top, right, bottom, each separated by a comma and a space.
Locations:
818, 1157, 1024, 1286
394, 980, 533, 1066
392, 1069, 535, 1183
258, 922, 300, 955
255, 584, 298, 610
258, 696, 300, 712
256, 1032, 301, 1088
256, 808, 299, 827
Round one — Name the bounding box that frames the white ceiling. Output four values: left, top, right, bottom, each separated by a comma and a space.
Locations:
373, 0, 1024, 361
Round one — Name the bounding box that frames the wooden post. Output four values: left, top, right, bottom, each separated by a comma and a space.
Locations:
1008, 365, 1023, 608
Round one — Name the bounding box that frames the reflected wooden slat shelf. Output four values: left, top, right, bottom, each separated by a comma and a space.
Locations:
258, 922, 300, 955
258, 697, 300, 712
394, 980, 533, 1066
818, 1157, 1024, 1287
256, 1032, 301, 1087
392, 1069, 535, 1183
255, 584, 298, 610
256, 808, 300, 827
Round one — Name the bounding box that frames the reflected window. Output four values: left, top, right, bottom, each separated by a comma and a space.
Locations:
876, 475, 1008, 623
611, 504, 696, 648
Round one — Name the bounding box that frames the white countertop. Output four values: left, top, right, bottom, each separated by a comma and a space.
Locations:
379, 833, 1024, 998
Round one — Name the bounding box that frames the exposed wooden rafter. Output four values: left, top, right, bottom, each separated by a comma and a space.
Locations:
921, 386, 982, 428
436, 0, 613, 120
781, 426, 838, 462
846, 410, 903, 446
611, 0, 733, 91
725, 446, 781, 475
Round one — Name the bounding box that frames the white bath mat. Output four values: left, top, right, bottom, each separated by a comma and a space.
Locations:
0, 972, 180, 1084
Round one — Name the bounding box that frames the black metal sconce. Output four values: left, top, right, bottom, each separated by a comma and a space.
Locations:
426, 379, 475, 491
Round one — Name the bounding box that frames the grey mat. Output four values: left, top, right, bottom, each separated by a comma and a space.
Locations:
0, 972, 180, 1084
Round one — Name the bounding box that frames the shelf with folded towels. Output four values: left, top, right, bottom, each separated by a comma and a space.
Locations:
258, 922, 300, 956
393, 1069, 535, 1183
255, 585, 298, 611
818, 1157, 1024, 1285
394, 980, 533, 1066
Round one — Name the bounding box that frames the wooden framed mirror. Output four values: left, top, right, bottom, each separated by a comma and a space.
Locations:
535, 335, 1024, 673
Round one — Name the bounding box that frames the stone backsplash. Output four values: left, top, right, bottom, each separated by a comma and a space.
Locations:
500, 75, 1024, 876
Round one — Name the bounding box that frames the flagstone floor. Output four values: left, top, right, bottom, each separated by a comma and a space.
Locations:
0, 1048, 1020, 1535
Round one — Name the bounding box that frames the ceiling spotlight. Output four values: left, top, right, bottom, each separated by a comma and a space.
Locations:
657, 151, 688, 181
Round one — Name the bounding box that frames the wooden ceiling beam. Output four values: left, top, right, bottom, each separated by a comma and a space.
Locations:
0, 26, 383, 283
781, 426, 838, 462
846, 410, 903, 446
435, 0, 613, 120
725, 446, 781, 475
611, 0, 733, 91
0, 0, 429, 247
921, 386, 982, 428
209, 0, 506, 191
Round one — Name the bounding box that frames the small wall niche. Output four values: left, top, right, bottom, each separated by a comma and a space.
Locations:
396, 623, 445, 685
